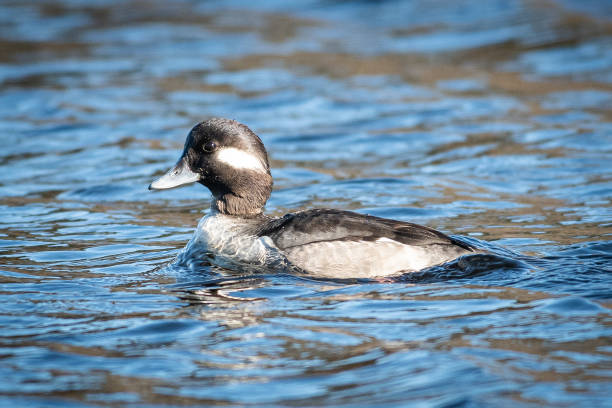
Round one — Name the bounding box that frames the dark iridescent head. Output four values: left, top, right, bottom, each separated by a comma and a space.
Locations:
149, 118, 273, 216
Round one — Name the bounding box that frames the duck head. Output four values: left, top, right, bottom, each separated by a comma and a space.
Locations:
149, 118, 273, 216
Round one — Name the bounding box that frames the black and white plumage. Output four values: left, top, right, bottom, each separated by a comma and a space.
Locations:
149, 118, 476, 278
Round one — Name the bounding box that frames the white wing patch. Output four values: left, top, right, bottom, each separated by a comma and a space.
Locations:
216, 147, 267, 172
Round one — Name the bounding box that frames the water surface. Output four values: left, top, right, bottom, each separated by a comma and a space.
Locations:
0, 0, 611, 406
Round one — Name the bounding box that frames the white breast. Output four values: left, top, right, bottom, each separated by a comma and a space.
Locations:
185, 213, 275, 265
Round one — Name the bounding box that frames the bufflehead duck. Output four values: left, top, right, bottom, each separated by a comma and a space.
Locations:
149, 118, 476, 278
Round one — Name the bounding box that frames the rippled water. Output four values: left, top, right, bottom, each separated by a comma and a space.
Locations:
1, 0, 611, 406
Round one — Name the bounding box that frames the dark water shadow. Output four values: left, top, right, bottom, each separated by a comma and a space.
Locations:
398, 253, 531, 284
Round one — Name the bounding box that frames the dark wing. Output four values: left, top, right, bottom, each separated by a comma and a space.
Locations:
257, 209, 474, 251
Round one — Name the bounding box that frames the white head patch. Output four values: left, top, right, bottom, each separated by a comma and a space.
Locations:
216, 147, 267, 173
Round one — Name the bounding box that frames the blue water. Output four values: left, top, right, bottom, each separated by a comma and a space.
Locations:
0, 0, 611, 406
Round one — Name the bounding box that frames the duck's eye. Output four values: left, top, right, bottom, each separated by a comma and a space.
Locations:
203, 141, 217, 153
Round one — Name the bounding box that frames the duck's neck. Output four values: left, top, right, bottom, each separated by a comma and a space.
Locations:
212, 192, 265, 217
206, 171, 272, 217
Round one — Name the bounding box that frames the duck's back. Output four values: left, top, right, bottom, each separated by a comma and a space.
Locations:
257, 209, 474, 278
